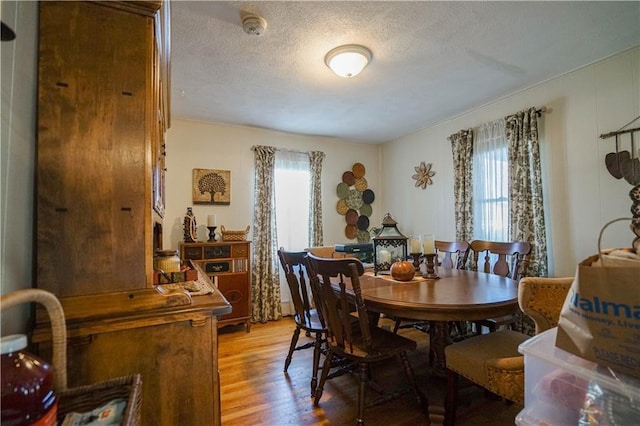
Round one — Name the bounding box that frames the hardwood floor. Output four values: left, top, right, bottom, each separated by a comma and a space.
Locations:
219, 317, 522, 425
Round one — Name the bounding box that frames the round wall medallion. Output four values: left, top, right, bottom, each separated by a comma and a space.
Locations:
345, 209, 358, 225
337, 182, 349, 199
352, 162, 366, 178
345, 224, 358, 239
362, 189, 375, 204
342, 171, 356, 186
336, 199, 349, 215
354, 177, 368, 192
357, 215, 370, 231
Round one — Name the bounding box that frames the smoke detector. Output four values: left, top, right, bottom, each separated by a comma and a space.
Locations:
242, 14, 267, 36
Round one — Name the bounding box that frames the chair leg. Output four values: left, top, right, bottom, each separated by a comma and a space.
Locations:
393, 318, 402, 333
444, 368, 459, 426
284, 326, 301, 372
313, 351, 334, 406
398, 351, 429, 414
310, 331, 322, 396
357, 362, 369, 425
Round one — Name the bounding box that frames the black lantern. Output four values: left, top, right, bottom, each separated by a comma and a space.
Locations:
372, 213, 408, 275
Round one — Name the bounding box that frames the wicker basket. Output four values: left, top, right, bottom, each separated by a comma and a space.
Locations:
58, 374, 142, 425
0, 289, 142, 425
220, 225, 250, 241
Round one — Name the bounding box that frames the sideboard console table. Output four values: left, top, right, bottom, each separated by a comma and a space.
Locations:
31, 263, 231, 426
180, 241, 252, 332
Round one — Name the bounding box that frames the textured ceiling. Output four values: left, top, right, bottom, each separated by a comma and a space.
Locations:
171, 1, 640, 143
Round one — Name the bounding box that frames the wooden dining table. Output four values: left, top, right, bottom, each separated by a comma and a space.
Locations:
354, 268, 520, 375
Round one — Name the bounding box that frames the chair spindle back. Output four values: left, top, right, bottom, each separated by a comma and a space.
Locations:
435, 240, 470, 269
470, 240, 532, 280
304, 253, 369, 355
278, 248, 318, 328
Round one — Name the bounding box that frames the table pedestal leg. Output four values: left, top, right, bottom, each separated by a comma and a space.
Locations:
430, 321, 453, 377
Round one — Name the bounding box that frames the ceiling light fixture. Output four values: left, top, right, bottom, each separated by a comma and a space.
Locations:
324, 44, 372, 78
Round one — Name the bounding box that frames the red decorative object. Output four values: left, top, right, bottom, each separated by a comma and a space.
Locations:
390, 261, 415, 281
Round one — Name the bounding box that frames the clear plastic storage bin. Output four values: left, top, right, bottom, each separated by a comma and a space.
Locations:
516, 327, 640, 426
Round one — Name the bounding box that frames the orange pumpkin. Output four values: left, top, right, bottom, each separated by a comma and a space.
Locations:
390, 261, 416, 281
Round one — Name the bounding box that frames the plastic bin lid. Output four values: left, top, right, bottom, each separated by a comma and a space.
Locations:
519, 328, 640, 398
1, 334, 28, 354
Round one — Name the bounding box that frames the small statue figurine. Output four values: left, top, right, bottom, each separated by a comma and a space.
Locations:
183, 207, 197, 243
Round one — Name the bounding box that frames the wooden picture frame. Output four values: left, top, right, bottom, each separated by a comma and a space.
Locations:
192, 168, 231, 205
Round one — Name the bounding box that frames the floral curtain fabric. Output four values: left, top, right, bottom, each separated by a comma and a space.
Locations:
449, 129, 475, 242
251, 145, 282, 323
505, 107, 548, 278
308, 151, 325, 247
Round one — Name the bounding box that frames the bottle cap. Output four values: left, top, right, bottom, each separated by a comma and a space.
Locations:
0, 334, 28, 354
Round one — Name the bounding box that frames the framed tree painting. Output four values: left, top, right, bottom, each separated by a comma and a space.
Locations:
193, 168, 231, 205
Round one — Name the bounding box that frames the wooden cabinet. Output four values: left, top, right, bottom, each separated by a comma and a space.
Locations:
32, 2, 231, 425
36, 1, 169, 297
181, 241, 252, 331
32, 265, 232, 426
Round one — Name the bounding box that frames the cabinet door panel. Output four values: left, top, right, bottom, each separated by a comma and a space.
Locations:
37, 2, 151, 296
218, 274, 249, 319
40, 318, 218, 426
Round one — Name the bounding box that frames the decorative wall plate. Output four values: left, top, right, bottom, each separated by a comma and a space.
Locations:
352, 162, 366, 178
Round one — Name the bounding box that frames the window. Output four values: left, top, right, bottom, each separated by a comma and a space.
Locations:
274, 150, 310, 316
274, 151, 310, 251
473, 118, 509, 242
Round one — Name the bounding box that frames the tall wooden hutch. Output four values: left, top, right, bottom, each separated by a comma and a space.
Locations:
32, 2, 230, 425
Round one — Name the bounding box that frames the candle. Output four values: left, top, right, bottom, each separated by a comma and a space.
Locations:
379, 249, 391, 264
207, 214, 217, 227
410, 239, 421, 254
423, 234, 435, 254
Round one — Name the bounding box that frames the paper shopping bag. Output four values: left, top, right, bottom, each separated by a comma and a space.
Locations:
555, 251, 640, 379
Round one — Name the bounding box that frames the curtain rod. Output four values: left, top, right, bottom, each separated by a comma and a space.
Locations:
535, 106, 547, 117
250, 145, 311, 155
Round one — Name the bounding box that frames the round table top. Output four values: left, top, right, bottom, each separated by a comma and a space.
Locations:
358, 268, 519, 322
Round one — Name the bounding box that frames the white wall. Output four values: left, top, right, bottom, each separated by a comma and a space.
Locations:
380, 46, 640, 277
1, 0, 38, 334
163, 120, 381, 251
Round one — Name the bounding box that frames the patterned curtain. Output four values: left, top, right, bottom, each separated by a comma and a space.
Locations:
505, 107, 548, 278
308, 151, 325, 247
251, 145, 282, 323
448, 129, 474, 242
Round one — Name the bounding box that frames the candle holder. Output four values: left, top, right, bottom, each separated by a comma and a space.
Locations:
422, 253, 440, 279
410, 253, 422, 271
207, 226, 217, 242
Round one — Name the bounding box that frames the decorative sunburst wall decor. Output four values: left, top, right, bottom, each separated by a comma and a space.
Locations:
412, 161, 435, 189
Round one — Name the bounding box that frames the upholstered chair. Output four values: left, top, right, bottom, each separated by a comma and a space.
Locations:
444, 276, 574, 426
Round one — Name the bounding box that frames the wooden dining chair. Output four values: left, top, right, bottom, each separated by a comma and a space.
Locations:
304, 253, 428, 425
469, 240, 532, 333
277, 248, 327, 396
444, 276, 574, 426
393, 240, 470, 338
436, 239, 471, 270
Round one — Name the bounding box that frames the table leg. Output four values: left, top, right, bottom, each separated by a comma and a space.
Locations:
430, 321, 453, 377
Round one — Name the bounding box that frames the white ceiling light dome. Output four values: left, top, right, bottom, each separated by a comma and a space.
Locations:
325, 44, 372, 78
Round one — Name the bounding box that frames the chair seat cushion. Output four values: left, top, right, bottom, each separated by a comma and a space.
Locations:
445, 330, 529, 386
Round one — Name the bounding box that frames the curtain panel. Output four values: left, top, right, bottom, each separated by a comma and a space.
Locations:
251, 145, 282, 322
308, 151, 325, 247
505, 107, 548, 278
449, 129, 475, 242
